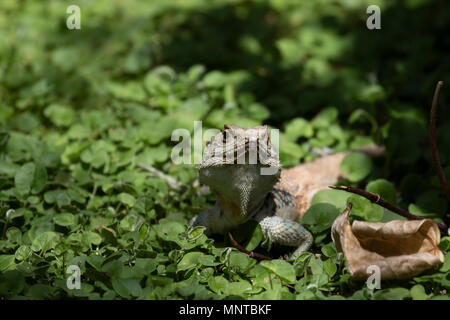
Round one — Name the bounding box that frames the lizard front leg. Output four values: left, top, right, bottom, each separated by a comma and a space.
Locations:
258, 216, 313, 259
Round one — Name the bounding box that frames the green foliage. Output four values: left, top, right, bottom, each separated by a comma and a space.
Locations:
0, 0, 448, 300
347, 195, 384, 222
366, 179, 397, 204
340, 152, 373, 182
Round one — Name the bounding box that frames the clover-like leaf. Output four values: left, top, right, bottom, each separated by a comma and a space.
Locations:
31, 232, 60, 253
340, 152, 372, 182
53, 213, 77, 227
260, 259, 296, 283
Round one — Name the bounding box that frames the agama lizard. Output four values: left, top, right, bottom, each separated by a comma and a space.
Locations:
188, 124, 348, 259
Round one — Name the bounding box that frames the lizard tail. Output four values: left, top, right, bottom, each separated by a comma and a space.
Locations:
275, 145, 384, 220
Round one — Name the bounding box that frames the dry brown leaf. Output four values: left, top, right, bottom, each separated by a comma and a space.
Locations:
331, 204, 444, 280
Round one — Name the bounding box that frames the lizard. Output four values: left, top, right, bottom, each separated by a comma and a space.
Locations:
188, 124, 350, 259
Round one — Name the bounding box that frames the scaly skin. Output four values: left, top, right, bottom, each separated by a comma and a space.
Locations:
188, 125, 313, 259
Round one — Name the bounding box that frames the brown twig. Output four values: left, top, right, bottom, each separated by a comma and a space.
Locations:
228, 232, 273, 261
329, 185, 448, 233
430, 81, 450, 203
135, 164, 183, 190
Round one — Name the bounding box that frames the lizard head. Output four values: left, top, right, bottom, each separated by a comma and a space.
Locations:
198, 124, 281, 221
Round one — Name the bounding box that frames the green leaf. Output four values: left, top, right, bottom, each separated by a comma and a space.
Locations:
44, 190, 72, 207
440, 253, 450, 272
44, 104, 75, 127
0, 270, 25, 297
208, 276, 229, 294
226, 280, 253, 296
439, 237, 450, 251
6, 227, 22, 243
118, 193, 136, 207
31, 162, 47, 194
311, 189, 349, 211
231, 220, 263, 251
373, 288, 410, 300
177, 252, 204, 271
312, 107, 338, 128
340, 152, 373, 182
197, 254, 218, 267
15, 245, 31, 261
111, 278, 142, 298
321, 242, 337, 258
102, 260, 124, 278
187, 226, 205, 241
56, 191, 71, 207
380, 210, 407, 222
408, 191, 447, 219
86, 255, 105, 271
410, 284, 432, 300
260, 259, 296, 283
323, 259, 337, 278
244, 223, 263, 251
133, 196, 154, 217
0, 161, 19, 177
53, 213, 77, 227
0, 132, 10, 149
28, 284, 57, 299
0, 255, 16, 272
135, 258, 157, 274
31, 232, 60, 252
347, 195, 384, 222
366, 179, 397, 204
82, 231, 102, 246
137, 145, 169, 166
15, 163, 35, 194
229, 252, 255, 272
284, 118, 313, 141
153, 219, 186, 241
309, 257, 324, 275
302, 203, 340, 232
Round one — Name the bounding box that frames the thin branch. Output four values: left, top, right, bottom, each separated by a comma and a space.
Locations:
329, 185, 448, 233
430, 81, 450, 202
228, 232, 273, 261
136, 164, 183, 191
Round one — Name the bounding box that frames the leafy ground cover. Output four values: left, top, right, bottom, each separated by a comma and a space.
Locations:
0, 0, 449, 299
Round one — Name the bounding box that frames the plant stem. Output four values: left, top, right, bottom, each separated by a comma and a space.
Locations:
228, 232, 273, 261
136, 164, 183, 191
329, 185, 448, 233
430, 81, 450, 203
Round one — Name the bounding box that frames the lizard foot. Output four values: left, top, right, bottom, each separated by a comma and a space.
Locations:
259, 216, 313, 260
